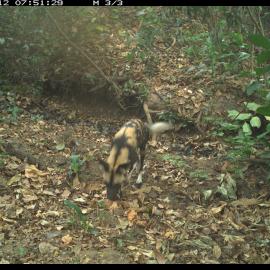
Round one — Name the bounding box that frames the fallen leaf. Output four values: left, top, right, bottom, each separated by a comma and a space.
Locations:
152, 206, 162, 216
16, 208, 23, 216
210, 202, 227, 215
46, 211, 60, 217
167, 253, 175, 262
25, 165, 48, 179
127, 209, 137, 222
61, 189, 71, 199
131, 185, 152, 194
203, 190, 213, 201
223, 234, 245, 244
72, 174, 81, 189
117, 218, 129, 230
164, 230, 175, 239
21, 189, 38, 203
127, 246, 137, 251
7, 174, 21, 186
216, 173, 237, 200
231, 198, 261, 207
42, 190, 55, 196
39, 242, 58, 254
107, 201, 118, 211
73, 197, 86, 203
61, 234, 72, 245
40, 220, 50, 226
154, 250, 166, 264
213, 244, 222, 259
152, 186, 163, 193
56, 143, 65, 151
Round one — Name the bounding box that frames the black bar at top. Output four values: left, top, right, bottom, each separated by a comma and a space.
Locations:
2, 0, 261, 6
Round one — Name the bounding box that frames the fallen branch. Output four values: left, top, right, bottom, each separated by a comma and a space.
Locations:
2, 142, 47, 170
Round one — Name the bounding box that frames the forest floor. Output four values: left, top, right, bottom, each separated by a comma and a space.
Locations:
0, 89, 270, 264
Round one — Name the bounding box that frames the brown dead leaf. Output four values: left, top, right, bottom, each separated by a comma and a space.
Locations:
72, 174, 81, 189
106, 201, 119, 212
136, 220, 147, 227
7, 174, 21, 186
151, 186, 163, 193
117, 218, 129, 230
213, 244, 222, 259
154, 250, 166, 264
127, 209, 137, 222
61, 189, 71, 199
223, 234, 245, 244
21, 189, 38, 203
231, 198, 261, 207
84, 181, 102, 193
138, 192, 145, 204
25, 164, 48, 179
152, 206, 162, 216
61, 234, 73, 245
210, 202, 227, 215
157, 204, 164, 209
131, 185, 152, 194
164, 230, 175, 239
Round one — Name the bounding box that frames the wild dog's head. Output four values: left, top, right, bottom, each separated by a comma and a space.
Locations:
99, 160, 130, 200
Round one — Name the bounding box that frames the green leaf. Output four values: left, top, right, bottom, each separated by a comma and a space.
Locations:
239, 51, 250, 61
0, 38, 5, 45
56, 143, 65, 151
246, 102, 261, 111
64, 199, 84, 219
228, 110, 239, 119
242, 122, 252, 135
245, 81, 261, 96
255, 65, 270, 76
257, 106, 270, 116
257, 50, 270, 64
250, 116, 261, 128
249, 34, 270, 49
236, 113, 252, 121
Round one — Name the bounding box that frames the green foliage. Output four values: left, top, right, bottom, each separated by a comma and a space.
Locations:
69, 155, 84, 175
16, 246, 27, 257
31, 114, 44, 122
161, 154, 189, 169
64, 199, 98, 235
8, 105, 21, 123
157, 111, 181, 124
189, 170, 209, 181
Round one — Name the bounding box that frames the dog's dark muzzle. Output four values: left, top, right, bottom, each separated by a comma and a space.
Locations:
106, 184, 122, 201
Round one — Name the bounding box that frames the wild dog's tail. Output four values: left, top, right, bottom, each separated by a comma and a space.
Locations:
148, 122, 173, 135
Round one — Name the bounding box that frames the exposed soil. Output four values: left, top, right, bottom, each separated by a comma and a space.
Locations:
0, 91, 270, 264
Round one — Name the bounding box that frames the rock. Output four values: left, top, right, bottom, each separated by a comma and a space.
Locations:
38, 242, 58, 254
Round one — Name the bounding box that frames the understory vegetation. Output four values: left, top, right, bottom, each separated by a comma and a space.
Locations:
0, 6, 270, 264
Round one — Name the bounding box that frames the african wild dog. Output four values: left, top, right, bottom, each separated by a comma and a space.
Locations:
99, 119, 172, 201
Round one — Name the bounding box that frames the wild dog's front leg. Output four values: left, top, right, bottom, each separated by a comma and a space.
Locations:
135, 149, 145, 188
127, 163, 137, 182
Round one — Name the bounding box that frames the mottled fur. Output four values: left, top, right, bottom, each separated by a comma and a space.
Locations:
99, 119, 172, 200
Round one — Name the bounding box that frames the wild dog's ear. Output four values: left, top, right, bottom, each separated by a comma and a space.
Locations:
116, 162, 130, 174
98, 159, 109, 172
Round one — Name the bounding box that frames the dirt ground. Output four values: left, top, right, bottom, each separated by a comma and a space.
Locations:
0, 92, 270, 264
